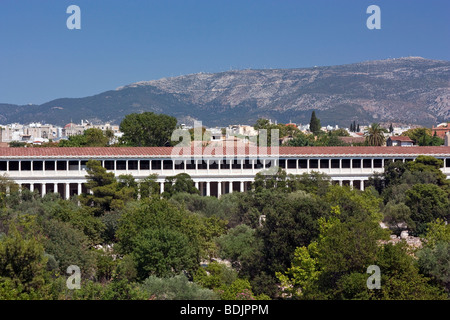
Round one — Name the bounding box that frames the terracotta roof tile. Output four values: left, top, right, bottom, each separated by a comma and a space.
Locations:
388, 136, 414, 142
0, 146, 449, 158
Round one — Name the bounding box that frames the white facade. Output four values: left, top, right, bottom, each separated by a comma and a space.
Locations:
1, 146, 449, 199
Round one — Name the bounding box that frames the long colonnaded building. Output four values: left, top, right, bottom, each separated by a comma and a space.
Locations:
0, 146, 449, 198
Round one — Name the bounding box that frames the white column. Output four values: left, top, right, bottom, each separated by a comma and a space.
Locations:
160, 182, 164, 194
195, 181, 199, 191
54, 183, 58, 194
137, 182, 141, 200
42, 183, 46, 197
217, 182, 222, 198
206, 181, 210, 197
240, 181, 244, 192
77, 183, 82, 196
339, 180, 343, 186
229, 181, 233, 194
360, 180, 364, 191
65, 183, 70, 199
30, 183, 34, 192
350, 180, 354, 190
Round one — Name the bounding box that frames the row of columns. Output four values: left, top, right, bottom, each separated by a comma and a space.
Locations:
15, 180, 252, 199
19, 182, 88, 199
15, 179, 369, 199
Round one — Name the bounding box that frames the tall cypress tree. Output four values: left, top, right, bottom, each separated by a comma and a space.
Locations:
309, 111, 321, 134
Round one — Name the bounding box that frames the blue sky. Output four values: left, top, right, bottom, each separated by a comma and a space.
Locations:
1, 0, 449, 105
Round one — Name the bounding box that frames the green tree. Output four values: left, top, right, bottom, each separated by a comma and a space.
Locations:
276, 245, 321, 299
119, 112, 177, 147
405, 184, 449, 234
215, 224, 263, 270
131, 227, 197, 279
163, 173, 200, 198
42, 219, 96, 279
0, 223, 50, 298
80, 160, 133, 215
139, 274, 218, 300
59, 128, 109, 147
309, 111, 321, 134
194, 261, 238, 290
365, 123, 386, 146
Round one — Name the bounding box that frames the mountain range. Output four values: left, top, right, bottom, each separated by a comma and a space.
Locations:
1, 57, 449, 128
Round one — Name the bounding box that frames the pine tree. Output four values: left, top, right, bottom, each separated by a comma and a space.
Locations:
309, 111, 321, 134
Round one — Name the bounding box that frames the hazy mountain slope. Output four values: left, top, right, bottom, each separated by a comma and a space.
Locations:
1, 57, 449, 127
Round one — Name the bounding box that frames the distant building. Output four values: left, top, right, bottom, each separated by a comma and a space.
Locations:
227, 125, 258, 137
445, 132, 450, 146
0, 123, 60, 143
386, 136, 414, 147
338, 136, 365, 145
432, 122, 450, 139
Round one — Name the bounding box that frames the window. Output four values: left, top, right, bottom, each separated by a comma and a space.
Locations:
197, 160, 207, 170
363, 159, 372, 168
320, 159, 329, 169
21, 161, 31, 171
243, 158, 252, 169
104, 160, 115, 170
209, 160, 219, 170
33, 161, 43, 171
298, 159, 308, 169
162, 160, 173, 170
128, 160, 138, 170
9, 161, 19, 171
56, 161, 67, 171
279, 159, 286, 169
174, 160, 184, 170
68, 160, 79, 171
265, 159, 274, 168
331, 159, 340, 169
287, 159, 297, 169
152, 160, 162, 170
140, 160, 150, 170
45, 161, 55, 171
352, 159, 361, 168
220, 159, 230, 170
254, 159, 264, 169
0, 161, 7, 171
309, 159, 318, 169
232, 159, 241, 170
116, 160, 127, 170
373, 159, 383, 168
186, 159, 196, 170
342, 159, 351, 169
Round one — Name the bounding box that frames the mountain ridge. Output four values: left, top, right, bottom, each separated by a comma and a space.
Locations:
1, 57, 449, 127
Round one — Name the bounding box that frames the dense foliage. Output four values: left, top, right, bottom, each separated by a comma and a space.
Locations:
0, 156, 448, 300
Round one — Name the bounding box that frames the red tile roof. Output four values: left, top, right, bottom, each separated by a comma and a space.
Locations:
388, 136, 414, 142
0, 146, 449, 158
